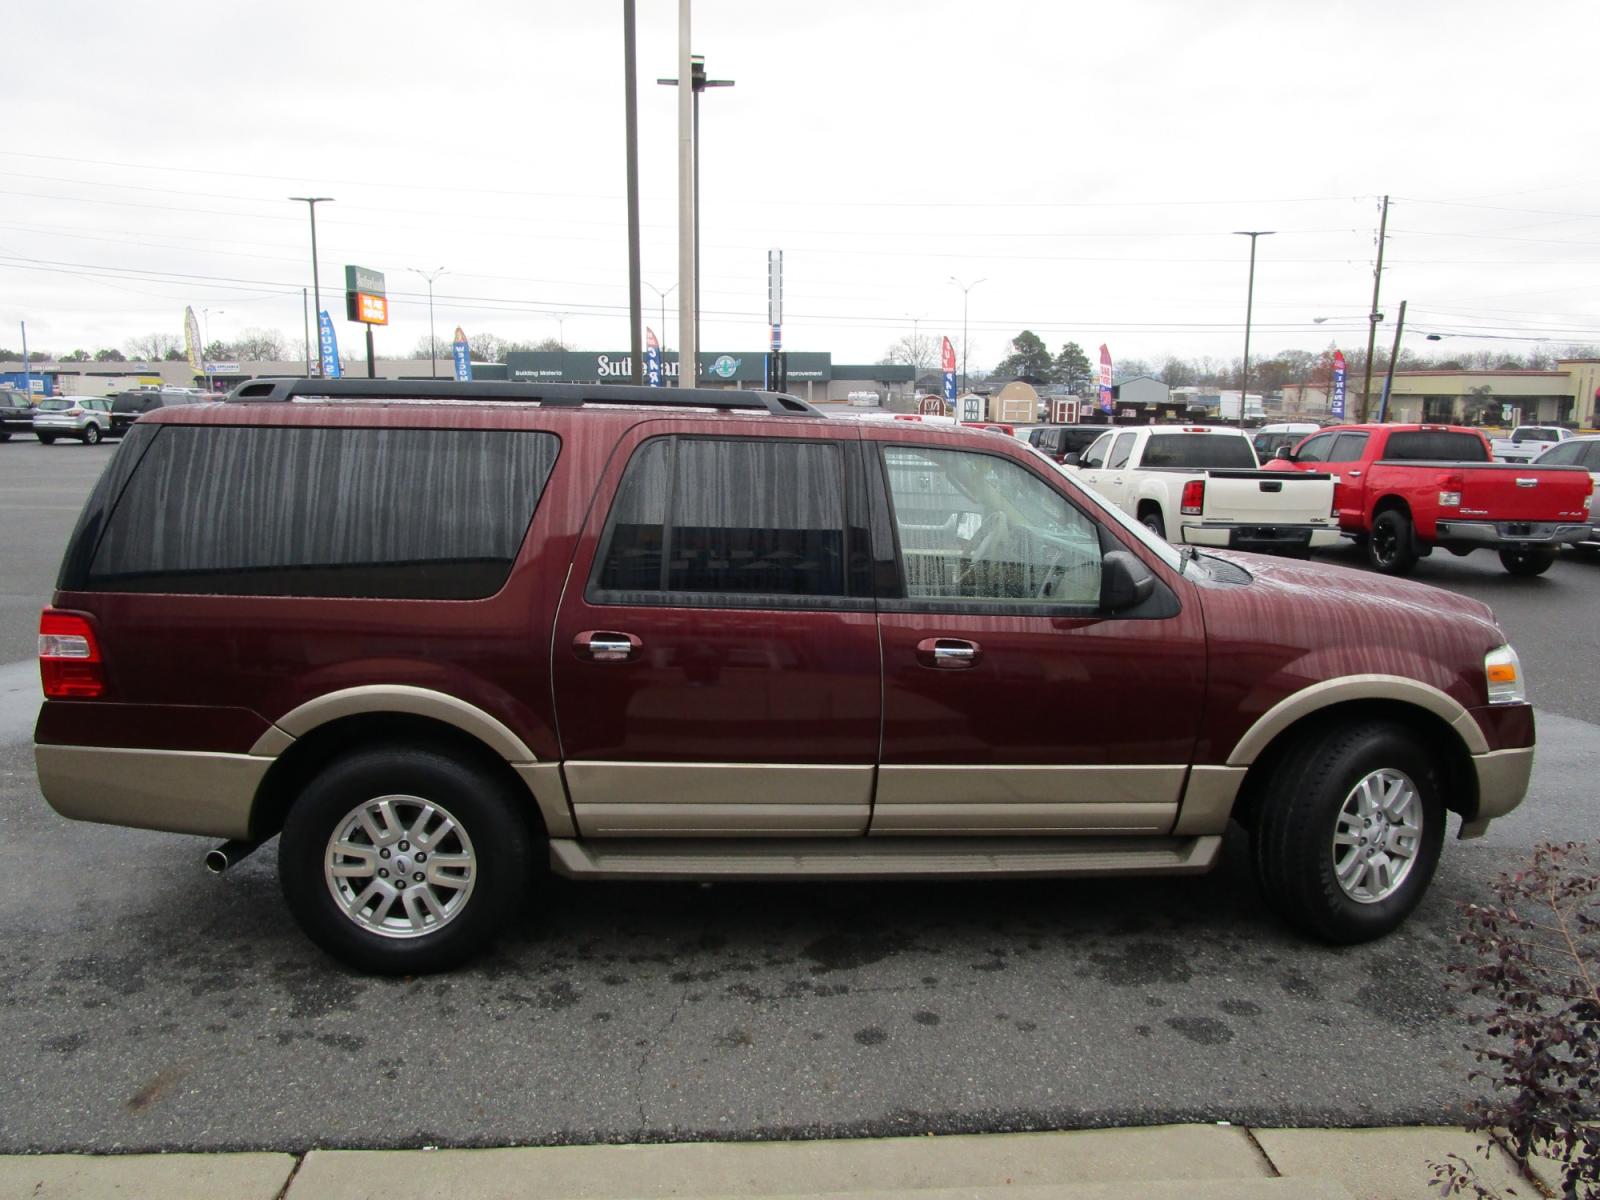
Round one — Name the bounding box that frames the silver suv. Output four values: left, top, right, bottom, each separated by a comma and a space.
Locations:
33, 398, 113, 445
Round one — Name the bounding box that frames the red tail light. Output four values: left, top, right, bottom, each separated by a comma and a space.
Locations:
1180, 479, 1205, 516
39, 609, 105, 698
1331, 482, 1340, 517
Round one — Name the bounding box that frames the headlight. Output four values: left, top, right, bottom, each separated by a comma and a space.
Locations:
1484, 644, 1525, 705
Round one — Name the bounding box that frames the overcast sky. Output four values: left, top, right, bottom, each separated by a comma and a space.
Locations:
4, 0, 1598, 372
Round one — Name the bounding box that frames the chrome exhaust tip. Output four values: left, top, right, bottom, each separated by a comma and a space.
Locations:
205, 839, 262, 874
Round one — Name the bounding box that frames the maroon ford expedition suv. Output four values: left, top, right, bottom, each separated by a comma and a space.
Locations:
35, 380, 1535, 973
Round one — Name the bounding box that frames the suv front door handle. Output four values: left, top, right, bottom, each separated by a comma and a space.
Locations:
916, 637, 982, 670
574, 631, 642, 663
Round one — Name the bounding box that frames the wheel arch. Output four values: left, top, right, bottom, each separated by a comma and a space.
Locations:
1228, 689, 1481, 830
247, 708, 565, 845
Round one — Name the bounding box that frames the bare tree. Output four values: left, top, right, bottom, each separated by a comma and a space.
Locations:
880, 332, 935, 374
124, 333, 181, 361
468, 333, 505, 364
230, 328, 287, 361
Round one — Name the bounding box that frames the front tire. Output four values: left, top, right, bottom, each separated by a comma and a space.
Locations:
37, 434, 55, 445
1251, 721, 1446, 943
279, 745, 532, 974
1498, 545, 1555, 576
1366, 509, 1418, 575
82, 424, 101, 445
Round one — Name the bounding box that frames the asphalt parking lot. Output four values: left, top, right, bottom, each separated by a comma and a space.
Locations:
1, 436, 1596, 1153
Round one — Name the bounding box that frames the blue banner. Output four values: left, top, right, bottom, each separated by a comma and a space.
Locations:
452, 330, 472, 382
317, 310, 342, 378
1331, 350, 1347, 420
645, 328, 663, 387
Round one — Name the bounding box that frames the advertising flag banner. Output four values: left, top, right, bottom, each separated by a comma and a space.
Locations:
1331, 350, 1347, 420
317, 310, 342, 379
1099, 344, 1114, 414
451, 326, 472, 382
184, 307, 202, 375
645, 328, 663, 388
941, 336, 957, 404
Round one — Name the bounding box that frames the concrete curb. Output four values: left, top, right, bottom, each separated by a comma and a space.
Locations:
0, 1125, 1556, 1200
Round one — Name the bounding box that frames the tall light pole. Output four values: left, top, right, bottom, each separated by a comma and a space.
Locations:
948, 276, 985, 393
659, 51, 734, 355
408, 266, 447, 377
201, 308, 223, 390
1233, 231, 1274, 428
1360, 194, 1391, 422
645, 281, 676, 354
289, 196, 333, 373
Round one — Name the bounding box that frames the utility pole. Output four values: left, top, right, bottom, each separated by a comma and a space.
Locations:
623, 0, 643, 384
20, 321, 31, 400
289, 197, 333, 374
675, 1, 696, 387
949, 276, 986, 393
1359, 194, 1389, 422
1233, 231, 1274, 428
301, 288, 311, 377
1377, 299, 1407, 423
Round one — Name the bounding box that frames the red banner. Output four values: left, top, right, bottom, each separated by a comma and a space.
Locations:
941, 336, 956, 373
1098, 344, 1113, 413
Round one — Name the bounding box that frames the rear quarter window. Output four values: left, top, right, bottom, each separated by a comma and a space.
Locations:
81, 425, 559, 599
1383, 431, 1489, 462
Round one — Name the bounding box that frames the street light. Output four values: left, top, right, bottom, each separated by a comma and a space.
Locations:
1233, 231, 1274, 428
288, 197, 333, 373
948, 276, 986, 393
408, 267, 447, 378
645, 281, 676, 355
659, 53, 734, 349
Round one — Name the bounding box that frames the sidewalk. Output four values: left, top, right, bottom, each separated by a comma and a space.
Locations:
0, 1124, 1558, 1200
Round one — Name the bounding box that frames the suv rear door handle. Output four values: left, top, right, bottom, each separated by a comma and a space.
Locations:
574, 631, 641, 662
915, 638, 982, 670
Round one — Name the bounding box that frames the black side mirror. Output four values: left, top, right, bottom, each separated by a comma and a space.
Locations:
1100, 550, 1156, 613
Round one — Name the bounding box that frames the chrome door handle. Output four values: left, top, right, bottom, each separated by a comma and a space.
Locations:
1346, 470, 1362, 478
916, 637, 982, 670
574, 631, 641, 662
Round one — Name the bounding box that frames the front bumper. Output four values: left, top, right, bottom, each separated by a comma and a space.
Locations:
1180, 522, 1342, 553
1434, 520, 1591, 548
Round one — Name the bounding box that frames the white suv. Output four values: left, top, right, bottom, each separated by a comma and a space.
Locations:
32, 398, 113, 445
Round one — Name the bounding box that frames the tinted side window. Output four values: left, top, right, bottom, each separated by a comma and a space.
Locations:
1081, 434, 1112, 469
1107, 432, 1136, 469
1583, 443, 1600, 470
87, 426, 557, 599
594, 437, 849, 600
1533, 441, 1583, 466
1329, 432, 1370, 462
1384, 431, 1489, 462
1140, 434, 1257, 469
1294, 433, 1337, 463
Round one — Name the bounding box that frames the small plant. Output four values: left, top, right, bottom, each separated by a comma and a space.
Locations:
1432, 841, 1598, 1199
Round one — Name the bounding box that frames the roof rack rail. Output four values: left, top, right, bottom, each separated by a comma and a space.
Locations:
224, 377, 822, 417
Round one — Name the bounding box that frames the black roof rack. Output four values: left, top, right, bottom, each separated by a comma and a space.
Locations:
224, 377, 822, 417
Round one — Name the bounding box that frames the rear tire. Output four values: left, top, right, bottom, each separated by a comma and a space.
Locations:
83, 424, 101, 445
1498, 546, 1555, 576
1251, 721, 1445, 943
1140, 508, 1167, 540
37, 434, 55, 445
1366, 509, 1418, 575
279, 745, 532, 974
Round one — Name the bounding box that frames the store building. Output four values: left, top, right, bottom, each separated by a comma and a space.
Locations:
1279, 359, 1600, 428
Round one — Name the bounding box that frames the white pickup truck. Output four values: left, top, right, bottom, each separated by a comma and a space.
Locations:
1490, 425, 1573, 464
1068, 425, 1340, 556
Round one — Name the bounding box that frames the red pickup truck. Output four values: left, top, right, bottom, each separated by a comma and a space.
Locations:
1268, 424, 1593, 576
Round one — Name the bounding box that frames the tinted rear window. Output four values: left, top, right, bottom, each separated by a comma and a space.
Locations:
1383, 431, 1489, 462
112, 394, 154, 413
1140, 433, 1258, 469
37, 399, 72, 410
1511, 428, 1561, 444
84, 426, 558, 599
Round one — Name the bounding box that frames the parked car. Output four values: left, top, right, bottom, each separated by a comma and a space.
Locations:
1027, 424, 1113, 464
1268, 424, 1594, 576
1069, 424, 1340, 556
1532, 434, 1600, 554
32, 397, 113, 445
109, 389, 205, 437
1252, 422, 1323, 462
0, 389, 36, 440
1490, 425, 1573, 464
37, 379, 1534, 972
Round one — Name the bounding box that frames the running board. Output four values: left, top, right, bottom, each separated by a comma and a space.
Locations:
547, 835, 1222, 882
